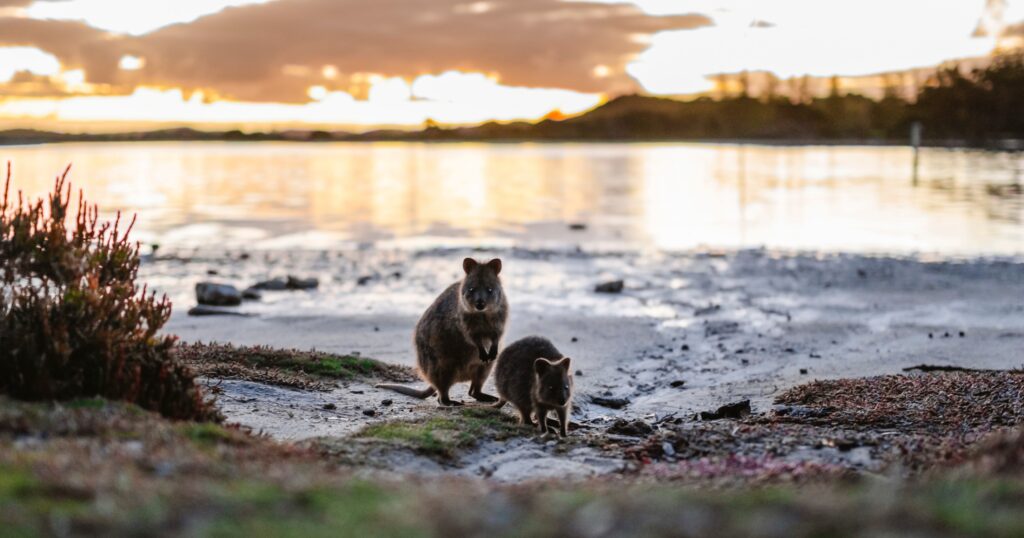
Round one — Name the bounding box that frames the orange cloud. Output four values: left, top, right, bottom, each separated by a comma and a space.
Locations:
0, 0, 710, 102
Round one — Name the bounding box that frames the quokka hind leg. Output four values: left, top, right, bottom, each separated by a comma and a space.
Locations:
468, 364, 498, 403
517, 404, 536, 426
434, 378, 463, 407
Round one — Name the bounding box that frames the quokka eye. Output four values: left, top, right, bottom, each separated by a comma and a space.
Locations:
487, 287, 493, 293
467, 287, 475, 292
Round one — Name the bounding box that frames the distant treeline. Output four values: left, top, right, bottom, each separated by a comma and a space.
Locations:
3, 53, 1023, 148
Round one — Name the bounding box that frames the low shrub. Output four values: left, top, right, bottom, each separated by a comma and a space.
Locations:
0, 164, 219, 421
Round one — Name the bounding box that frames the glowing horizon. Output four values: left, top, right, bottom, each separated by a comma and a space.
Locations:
0, 0, 1020, 132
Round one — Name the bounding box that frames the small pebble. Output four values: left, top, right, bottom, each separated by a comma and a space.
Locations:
929, 333, 934, 338
571, 336, 579, 342
681, 344, 690, 351
362, 409, 376, 417
662, 442, 676, 457
381, 399, 393, 406
575, 370, 583, 376
800, 368, 809, 375
670, 380, 686, 388
959, 331, 966, 337
322, 403, 337, 410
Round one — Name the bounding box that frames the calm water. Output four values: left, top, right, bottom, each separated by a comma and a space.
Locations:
3, 141, 1022, 255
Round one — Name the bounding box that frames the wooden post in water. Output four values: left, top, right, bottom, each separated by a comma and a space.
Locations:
911, 121, 922, 185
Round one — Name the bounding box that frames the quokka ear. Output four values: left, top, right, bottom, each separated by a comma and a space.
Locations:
487, 258, 502, 275
534, 357, 552, 375
463, 258, 479, 274
556, 357, 571, 371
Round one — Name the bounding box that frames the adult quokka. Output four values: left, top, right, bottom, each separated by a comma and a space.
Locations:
377, 258, 508, 406
493, 336, 574, 436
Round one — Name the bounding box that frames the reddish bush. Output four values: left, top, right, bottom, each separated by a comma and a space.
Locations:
0, 164, 219, 421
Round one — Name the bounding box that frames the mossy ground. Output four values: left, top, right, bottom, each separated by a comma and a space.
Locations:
175, 342, 417, 390
356, 406, 521, 458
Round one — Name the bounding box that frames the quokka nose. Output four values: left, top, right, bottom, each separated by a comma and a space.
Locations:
475, 301, 486, 310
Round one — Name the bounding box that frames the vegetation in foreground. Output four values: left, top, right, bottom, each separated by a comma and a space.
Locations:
2, 394, 1024, 537
0, 166, 217, 422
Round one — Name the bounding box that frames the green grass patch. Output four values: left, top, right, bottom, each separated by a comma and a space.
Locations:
206, 482, 424, 538
65, 397, 107, 409
0, 465, 37, 499
179, 422, 235, 446
358, 407, 519, 458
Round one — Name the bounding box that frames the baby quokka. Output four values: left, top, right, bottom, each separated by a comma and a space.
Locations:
494, 336, 574, 437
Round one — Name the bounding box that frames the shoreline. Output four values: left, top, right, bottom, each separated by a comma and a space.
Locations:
4, 134, 1024, 152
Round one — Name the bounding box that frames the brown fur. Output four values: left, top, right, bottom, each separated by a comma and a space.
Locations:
493, 336, 574, 436
377, 258, 508, 406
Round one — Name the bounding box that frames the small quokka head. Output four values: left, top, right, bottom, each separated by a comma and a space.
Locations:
534, 357, 573, 407
461, 258, 503, 312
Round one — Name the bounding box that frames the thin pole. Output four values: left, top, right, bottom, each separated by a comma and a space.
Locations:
911, 121, 922, 185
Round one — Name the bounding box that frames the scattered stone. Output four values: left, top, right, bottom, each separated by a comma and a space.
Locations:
681, 344, 690, 351
381, 399, 393, 406
241, 287, 262, 300
809, 352, 822, 359
902, 364, 993, 373
252, 277, 288, 291
694, 304, 721, 316
362, 409, 376, 417
575, 370, 583, 377
287, 275, 319, 290
195, 282, 242, 306
568, 223, 587, 231
571, 336, 579, 342
704, 320, 740, 337
699, 400, 751, 421
661, 442, 676, 457
800, 368, 809, 375
670, 380, 686, 388
187, 305, 252, 317
357, 275, 374, 286
590, 396, 630, 409
960, 331, 966, 337
772, 404, 834, 419
322, 403, 337, 410
206, 269, 219, 276
608, 419, 653, 436
928, 332, 934, 339
594, 280, 624, 294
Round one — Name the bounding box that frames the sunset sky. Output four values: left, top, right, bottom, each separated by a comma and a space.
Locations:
0, 0, 1021, 131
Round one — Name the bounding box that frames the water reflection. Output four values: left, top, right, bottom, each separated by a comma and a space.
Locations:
2, 141, 1021, 254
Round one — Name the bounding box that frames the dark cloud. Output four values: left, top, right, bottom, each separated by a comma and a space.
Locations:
0, 0, 711, 102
